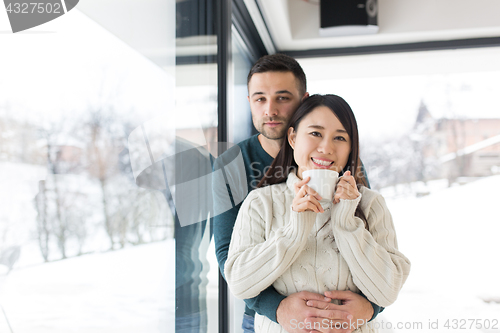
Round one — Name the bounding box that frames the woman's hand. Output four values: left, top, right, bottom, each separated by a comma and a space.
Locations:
333, 171, 360, 204
292, 176, 324, 213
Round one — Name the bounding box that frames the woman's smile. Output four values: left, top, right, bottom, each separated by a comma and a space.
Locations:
310, 157, 334, 168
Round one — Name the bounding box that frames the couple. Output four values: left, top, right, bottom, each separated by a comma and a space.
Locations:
213, 54, 410, 333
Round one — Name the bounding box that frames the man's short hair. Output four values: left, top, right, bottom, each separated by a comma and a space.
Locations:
247, 54, 307, 97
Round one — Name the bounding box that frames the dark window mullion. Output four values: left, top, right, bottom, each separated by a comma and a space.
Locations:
216, 0, 231, 333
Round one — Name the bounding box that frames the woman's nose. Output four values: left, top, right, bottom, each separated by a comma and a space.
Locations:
318, 139, 334, 154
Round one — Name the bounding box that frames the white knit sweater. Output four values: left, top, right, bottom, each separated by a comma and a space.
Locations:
225, 172, 411, 333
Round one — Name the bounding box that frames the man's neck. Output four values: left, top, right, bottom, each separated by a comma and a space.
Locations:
257, 134, 283, 158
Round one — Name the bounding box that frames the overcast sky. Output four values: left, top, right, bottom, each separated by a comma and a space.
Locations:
300, 51, 500, 140
0, 9, 173, 129
2, 7, 499, 142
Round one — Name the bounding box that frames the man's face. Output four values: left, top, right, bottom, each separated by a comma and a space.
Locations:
248, 71, 305, 141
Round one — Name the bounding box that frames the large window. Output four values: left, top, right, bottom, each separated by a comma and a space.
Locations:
0, 1, 221, 332
299, 47, 500, 328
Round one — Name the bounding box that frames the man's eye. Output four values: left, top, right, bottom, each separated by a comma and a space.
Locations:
278, 96, 289, 101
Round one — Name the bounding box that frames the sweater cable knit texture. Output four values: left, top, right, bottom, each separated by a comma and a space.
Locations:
225, 172, 411, 333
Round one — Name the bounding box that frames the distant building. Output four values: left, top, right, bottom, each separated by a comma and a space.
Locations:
415, 101, 500, 179
0, 118, 45, 164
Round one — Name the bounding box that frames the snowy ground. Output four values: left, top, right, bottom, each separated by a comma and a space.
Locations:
0, 241, 175, 333
1, 175, 499, 332
0, 238, 220, 333
380, 175, 500, 332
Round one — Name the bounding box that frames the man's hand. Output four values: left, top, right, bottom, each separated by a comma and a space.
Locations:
304, 290, 374, 333
276, 291, 353, 333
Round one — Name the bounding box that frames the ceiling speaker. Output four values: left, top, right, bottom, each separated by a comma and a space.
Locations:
320, 0, 379, 37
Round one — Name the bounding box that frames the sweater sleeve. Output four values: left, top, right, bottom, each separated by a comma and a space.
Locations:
225, 190, 317, 299
212, 156, 288, 322
331, 191, 411, 307
214, 202, 287, 322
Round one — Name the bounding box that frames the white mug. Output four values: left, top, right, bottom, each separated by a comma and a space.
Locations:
302, 169, 339, 203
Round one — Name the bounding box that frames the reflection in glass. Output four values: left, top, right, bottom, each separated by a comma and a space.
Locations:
227, 28, 256, 333
173, 0, 219, 331
0, 6, 175, 333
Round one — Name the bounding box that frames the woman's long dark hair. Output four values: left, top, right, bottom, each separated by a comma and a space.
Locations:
258, 94, 369, 229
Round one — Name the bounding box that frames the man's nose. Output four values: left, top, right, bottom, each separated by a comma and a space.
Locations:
264, 100, 278, 117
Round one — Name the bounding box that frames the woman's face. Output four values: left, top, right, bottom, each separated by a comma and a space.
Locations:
288, 106, 351, 179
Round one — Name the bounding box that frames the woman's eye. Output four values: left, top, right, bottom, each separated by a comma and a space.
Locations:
335, 136, 346, 141
310, 132, 321, 137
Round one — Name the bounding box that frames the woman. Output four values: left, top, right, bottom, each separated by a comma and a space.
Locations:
225, 94, 411, 333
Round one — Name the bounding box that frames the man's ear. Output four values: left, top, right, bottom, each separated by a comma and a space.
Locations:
287, 127, 296, 149
301, 92, 310, 102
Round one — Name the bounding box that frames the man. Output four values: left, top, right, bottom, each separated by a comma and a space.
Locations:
213, 54, 381, 333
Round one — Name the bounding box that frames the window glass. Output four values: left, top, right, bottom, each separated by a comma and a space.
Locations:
225, 28, 255, 333
0, 1, 219, 332
300, 47, 500, 327
228, 28, 254, 145
0, 9, 175, 332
